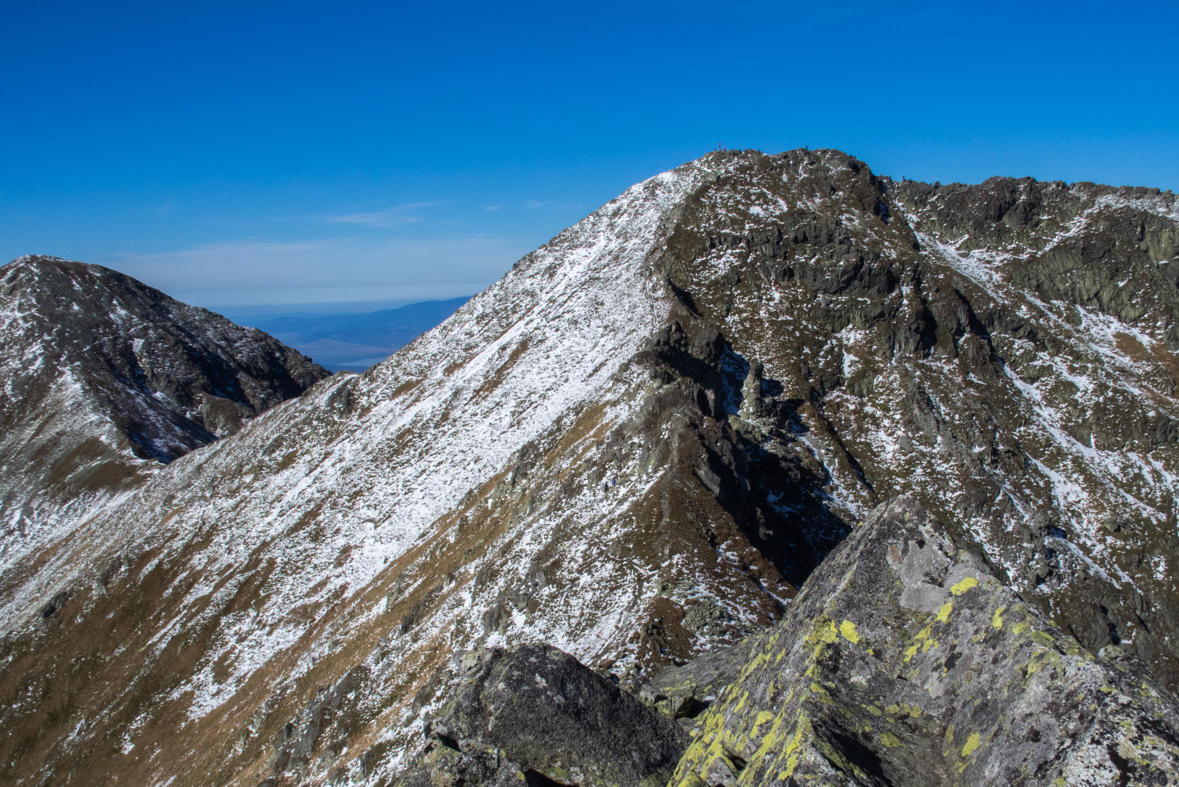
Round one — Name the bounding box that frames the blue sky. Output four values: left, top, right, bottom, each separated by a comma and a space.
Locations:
3, 1, 1177, 309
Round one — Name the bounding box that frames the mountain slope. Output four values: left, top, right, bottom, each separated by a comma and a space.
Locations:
0, 255, 329, 627
2, 152, 1178, 787
1, 163, 801, 786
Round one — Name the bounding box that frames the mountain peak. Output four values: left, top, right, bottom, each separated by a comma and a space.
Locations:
0, 255, 331, 633
3, 152, 1179, 786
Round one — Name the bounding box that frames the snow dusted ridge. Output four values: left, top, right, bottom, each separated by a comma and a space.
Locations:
0, 256, 327, 619
3, 158, 759, 782
140, 160, 708, 707
4, 151, 1179, 787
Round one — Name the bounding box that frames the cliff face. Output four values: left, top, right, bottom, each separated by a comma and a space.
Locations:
2, 151, 1178, 787
651, 153, 1179, 692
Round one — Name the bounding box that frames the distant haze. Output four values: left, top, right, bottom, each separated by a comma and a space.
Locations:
228, 297, 472, 372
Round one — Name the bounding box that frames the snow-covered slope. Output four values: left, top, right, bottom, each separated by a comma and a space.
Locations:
3, 152, 1179, 787
0, 256, 329, 625
2, 161, 797, 786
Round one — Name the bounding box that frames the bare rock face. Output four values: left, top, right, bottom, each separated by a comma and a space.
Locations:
400, 644, 687, 787
669, 498, 1179, 786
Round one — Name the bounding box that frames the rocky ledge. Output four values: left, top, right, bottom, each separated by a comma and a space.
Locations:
401, 644, 687, 787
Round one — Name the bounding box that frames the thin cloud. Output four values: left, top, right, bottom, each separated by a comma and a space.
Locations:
109, 234, 530, 308
326, 201, 442, 227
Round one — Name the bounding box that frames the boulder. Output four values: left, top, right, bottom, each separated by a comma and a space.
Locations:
401, 644, 688, 787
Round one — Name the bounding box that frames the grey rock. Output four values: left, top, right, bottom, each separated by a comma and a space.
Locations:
670, 498, 1179, 786
643, 632, 767, 725
402, 644, 687, 787
681, 599, 733, 636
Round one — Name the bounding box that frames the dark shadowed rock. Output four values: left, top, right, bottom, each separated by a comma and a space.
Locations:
400, 644, 688, 787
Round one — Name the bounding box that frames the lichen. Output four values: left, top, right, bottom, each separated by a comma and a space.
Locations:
950, 577, 978, 596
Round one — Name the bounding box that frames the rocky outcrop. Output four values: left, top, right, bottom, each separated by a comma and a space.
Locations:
893, 177, 1179, 341
399, 645, 687, 787
669, 498, 1179, 786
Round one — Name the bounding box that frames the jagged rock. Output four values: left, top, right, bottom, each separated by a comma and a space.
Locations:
271, 666, 371, 781
641, 633, 766, 727
669, 498, 1179, 786
400, 644, 687, 787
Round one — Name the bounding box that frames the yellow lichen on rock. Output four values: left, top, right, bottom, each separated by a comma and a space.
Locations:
950, 577, 978, 595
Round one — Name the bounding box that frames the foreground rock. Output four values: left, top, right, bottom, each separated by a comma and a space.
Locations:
669, 498, 1179, 786
400, 644, 687, 787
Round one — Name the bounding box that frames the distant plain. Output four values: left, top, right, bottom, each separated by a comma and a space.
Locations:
221, 297, 470, 372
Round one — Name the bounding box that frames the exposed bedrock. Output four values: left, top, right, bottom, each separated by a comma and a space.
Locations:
400, 644, 687, 787
668, 498, 1179, 787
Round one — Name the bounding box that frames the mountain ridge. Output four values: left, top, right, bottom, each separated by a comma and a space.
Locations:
0, 254, 330, 635
2, 150, 1179, 786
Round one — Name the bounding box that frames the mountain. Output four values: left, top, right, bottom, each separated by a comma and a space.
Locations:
241, 297, 472, 372
0, 255, 330, 633
2, 150, 1178, 787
